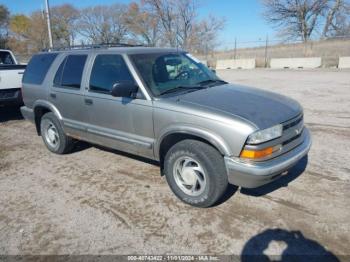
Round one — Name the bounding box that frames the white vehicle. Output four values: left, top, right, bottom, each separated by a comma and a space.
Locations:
0, 49, 26, 106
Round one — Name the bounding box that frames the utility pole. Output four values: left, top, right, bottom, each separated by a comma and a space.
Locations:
44, 0, 53, 50
205, 43, 208, 61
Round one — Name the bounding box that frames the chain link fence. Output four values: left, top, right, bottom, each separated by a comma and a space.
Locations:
12, 35, 350, 68
198, 35, 350, 68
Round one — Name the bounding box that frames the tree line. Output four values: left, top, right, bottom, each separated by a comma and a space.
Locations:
0, 0, 225, 57
0, 0, 349, 58
263, 0, 350, 42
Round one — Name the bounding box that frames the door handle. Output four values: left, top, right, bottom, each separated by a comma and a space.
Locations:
50, 93, 56, 99
85, 98, 93, 105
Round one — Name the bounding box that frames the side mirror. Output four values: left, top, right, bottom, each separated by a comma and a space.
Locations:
111, 81, 138, 98
211, 69, 216, 74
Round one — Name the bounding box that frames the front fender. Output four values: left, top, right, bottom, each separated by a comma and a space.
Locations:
154, 124, 233, 160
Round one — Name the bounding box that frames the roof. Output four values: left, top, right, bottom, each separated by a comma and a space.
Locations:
40, 46, 185, 55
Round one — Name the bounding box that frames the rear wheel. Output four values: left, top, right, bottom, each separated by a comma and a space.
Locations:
40, 112, 74, 154
164, 139, 228, 208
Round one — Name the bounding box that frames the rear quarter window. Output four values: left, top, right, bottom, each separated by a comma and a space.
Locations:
53, 55, 87, 89
0, 51, 15, 65
23, 53, 58, 85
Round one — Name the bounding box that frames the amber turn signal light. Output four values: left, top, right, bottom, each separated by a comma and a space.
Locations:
240, 147, 274, 159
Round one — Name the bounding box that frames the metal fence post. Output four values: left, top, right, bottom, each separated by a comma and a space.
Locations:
264, 34, 269, 68
234, 37, 237, 60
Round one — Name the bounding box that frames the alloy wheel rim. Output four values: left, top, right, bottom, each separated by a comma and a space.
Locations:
173, 156, 207, 196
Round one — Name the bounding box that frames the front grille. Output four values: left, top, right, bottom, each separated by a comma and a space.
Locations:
283, 114, 303, 131
282, 133, 302, 146
279, 114, 304, 152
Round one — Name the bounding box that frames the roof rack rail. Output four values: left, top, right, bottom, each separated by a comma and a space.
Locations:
43, 43, 145, 52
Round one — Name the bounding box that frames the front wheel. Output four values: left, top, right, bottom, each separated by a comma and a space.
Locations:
164, 139, 228, 208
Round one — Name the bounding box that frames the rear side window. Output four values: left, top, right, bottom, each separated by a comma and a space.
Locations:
53, 57, 66, 86
89, 54, 134, 93
23, 53, 58, 85
0, 51, 15, 65
54, 55, 87, 89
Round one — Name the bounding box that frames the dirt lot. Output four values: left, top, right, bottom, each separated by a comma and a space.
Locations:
0, 69, 349, 259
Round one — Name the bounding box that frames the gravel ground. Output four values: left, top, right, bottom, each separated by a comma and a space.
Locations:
0, 69, 349, 259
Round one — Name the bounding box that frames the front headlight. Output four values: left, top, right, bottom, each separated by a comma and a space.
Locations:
247, 124, 283, 144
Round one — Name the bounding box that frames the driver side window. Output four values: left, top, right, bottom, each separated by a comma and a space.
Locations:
89, 54, 135, 94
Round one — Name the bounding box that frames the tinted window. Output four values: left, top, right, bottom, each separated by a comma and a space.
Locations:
53, 57, 66, 86
0, 51, 15, 65
56, 55, 87, 89
89, 54, 134, 93
23, 53, 58, 85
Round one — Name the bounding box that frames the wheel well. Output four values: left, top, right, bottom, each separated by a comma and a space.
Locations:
34, 106, 51, 135
158, 133, 223, 173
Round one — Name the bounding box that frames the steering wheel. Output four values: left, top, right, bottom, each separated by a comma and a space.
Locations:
174, 70, 191, 80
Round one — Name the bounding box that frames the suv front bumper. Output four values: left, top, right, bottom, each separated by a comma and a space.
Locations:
225, 127, 311, 188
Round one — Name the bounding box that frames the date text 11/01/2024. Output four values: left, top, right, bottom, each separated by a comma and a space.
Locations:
127, 255, 219, 261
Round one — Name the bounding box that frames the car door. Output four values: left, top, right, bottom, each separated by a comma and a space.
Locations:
83, 53, 154, 158
49, 53, 90, 139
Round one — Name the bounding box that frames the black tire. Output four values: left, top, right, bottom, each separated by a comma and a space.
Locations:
164, 139, 228, 208
40, 112, 74, 154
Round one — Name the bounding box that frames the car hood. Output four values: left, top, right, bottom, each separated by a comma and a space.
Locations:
173, 84, 302, 130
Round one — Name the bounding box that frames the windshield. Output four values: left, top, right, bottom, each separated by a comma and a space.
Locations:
130, 52, 221, 96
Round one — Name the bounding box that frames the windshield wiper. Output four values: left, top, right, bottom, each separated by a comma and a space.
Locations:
159, 85, 203, 96
197, 79, 228, 87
